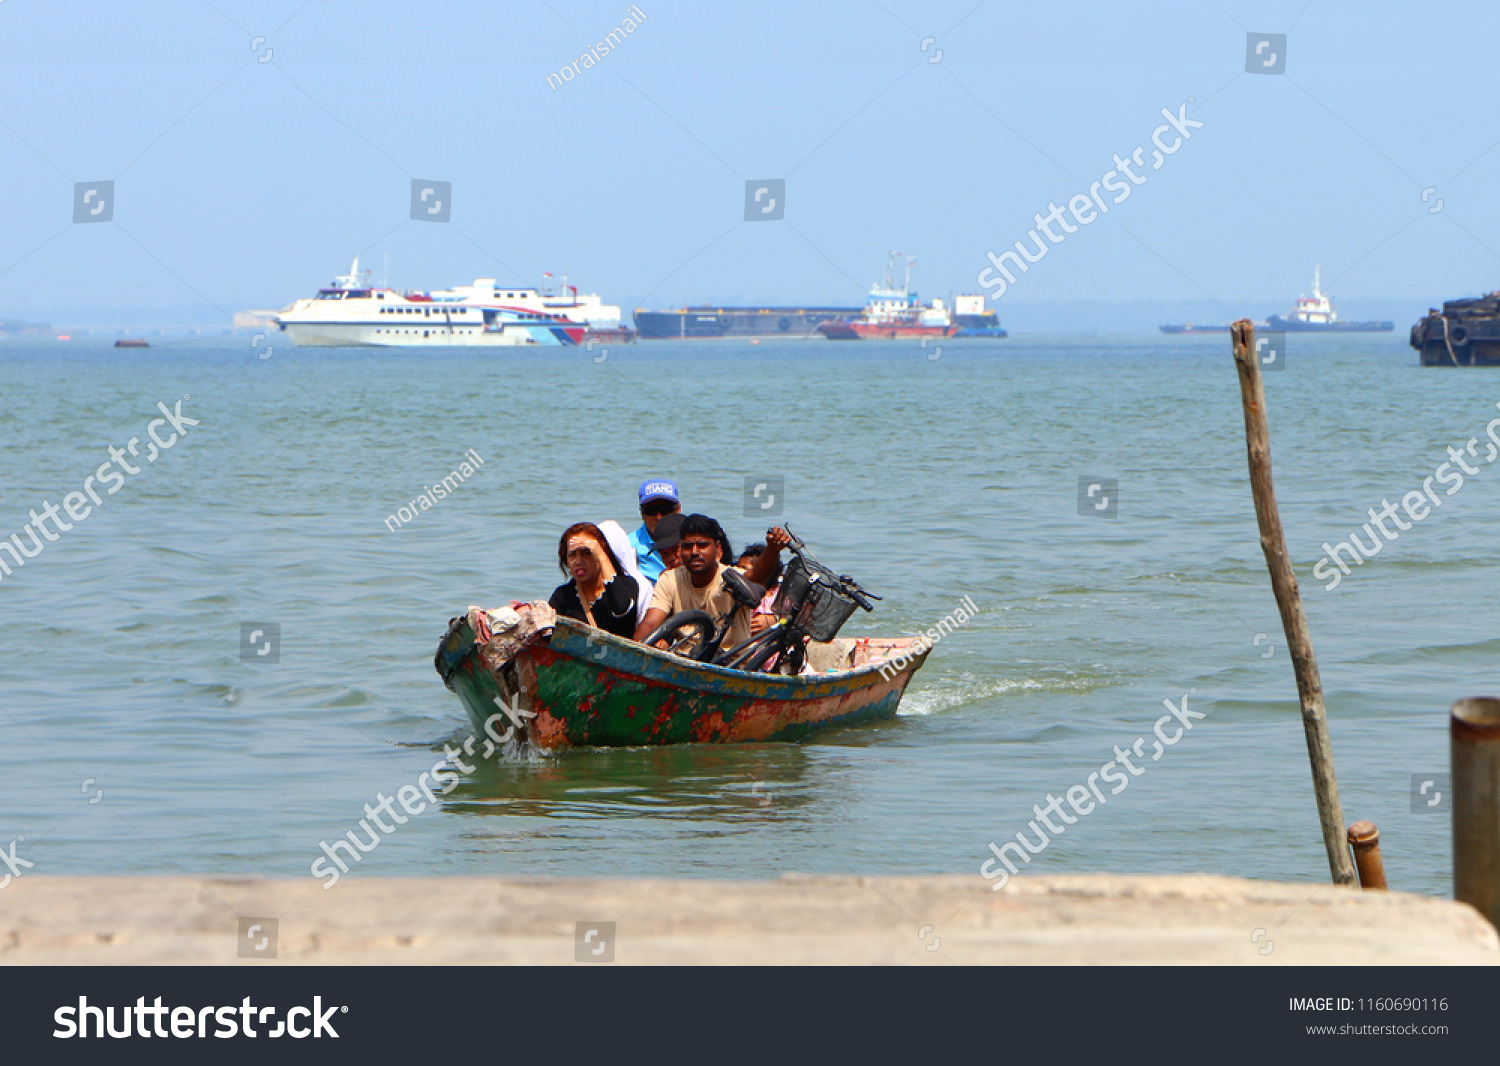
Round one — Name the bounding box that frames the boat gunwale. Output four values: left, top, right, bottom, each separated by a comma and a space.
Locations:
536, 615, 929, 698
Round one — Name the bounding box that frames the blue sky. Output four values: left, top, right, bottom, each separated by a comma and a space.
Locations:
1, 0, 1497, 324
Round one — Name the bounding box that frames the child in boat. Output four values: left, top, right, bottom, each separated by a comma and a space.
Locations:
737, 542, 784, 635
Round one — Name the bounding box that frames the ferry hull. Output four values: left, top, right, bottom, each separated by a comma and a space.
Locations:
279, 322, 582, 348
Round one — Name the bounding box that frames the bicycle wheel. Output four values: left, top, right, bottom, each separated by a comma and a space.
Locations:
719, 626, 785, 671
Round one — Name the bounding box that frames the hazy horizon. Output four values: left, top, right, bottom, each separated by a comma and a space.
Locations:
0, 296, 1442, 337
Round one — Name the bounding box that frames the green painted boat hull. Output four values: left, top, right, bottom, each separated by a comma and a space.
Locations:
435, 613, 928, 748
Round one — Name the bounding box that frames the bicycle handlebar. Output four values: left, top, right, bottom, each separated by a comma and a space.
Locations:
774, 524, 879, 611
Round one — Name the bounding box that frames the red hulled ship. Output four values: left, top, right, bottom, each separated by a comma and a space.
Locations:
817, 253, 957, 340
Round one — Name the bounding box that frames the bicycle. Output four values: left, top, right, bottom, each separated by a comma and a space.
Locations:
641, 526, 879, 674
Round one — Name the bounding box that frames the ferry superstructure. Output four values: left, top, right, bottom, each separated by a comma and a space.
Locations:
272, 260, 621, 347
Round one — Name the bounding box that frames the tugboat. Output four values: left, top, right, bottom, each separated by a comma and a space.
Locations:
817, 253, 956, 340
1265, 266, 1393, 332
1410, 292, 1500, 366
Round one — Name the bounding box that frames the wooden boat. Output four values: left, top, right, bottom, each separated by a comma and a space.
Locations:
433, 603, 931, 748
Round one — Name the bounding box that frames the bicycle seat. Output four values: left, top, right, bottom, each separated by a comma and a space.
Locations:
721, 568, 763, 609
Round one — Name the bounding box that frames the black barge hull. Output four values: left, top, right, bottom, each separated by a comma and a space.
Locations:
1411, 294, 1500, 366
634, 307, 862, 339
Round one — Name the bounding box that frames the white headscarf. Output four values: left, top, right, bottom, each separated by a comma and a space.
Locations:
598, 519, 653, 623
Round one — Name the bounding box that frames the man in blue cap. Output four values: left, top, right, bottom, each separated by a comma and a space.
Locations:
628, 479, 681, 584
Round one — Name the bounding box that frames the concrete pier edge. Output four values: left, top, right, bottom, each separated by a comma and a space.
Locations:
2, 873, 1493, 965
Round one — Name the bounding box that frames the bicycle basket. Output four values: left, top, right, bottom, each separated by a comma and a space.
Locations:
773, 558, 859, 642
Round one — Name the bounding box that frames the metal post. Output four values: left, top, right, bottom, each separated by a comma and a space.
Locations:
1452, 697, 1500, 926
1346, 821, 1387, 890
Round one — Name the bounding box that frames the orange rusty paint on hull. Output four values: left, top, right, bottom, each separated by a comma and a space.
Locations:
440, 612, 930, 748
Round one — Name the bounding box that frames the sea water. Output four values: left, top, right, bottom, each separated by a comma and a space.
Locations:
0, 332, 1493, 898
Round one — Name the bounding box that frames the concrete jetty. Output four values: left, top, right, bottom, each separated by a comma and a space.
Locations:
2, 874, 1494, 965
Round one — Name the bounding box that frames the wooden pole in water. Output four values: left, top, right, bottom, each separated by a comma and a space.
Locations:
1230, 320, 1357, 885
1451, 697, 1500, 927
1346, 822, 1387, 890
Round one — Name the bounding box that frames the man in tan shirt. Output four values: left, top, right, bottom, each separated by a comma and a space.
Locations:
635, 514, 789, 653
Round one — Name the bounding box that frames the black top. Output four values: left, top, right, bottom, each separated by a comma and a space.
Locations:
548, 574, 640, 639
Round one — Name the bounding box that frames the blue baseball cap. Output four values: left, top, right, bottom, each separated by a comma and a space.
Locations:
638, 479, 679, 505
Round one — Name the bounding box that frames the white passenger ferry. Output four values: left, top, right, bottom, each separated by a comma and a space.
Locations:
273, 259, 621, 347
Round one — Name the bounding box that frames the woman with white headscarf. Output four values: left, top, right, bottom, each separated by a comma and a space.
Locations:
598, 519, 653, 625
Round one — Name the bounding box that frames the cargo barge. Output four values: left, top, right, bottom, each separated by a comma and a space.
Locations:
633, 306, 861, 339
1411, 292, 1500, 366
951, 294, 1008, 337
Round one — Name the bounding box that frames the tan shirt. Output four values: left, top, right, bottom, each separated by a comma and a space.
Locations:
648, 563, 753, 651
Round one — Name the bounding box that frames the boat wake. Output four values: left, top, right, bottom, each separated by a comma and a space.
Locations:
897, 673, 1112, 716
